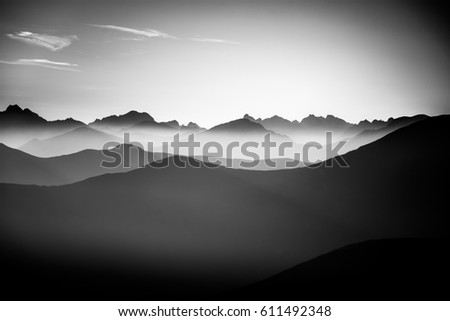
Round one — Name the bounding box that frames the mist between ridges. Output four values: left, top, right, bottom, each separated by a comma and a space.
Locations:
101, 132, 349, 170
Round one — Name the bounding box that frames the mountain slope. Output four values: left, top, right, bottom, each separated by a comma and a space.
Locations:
0, 104, 85, 147
207, 118, 272, 134
89, 110, 155, 130
337, 114, 429, 154
244, 114, 353, 143
0, 115, 449, 299
0, 143, 165, 185
198, 117, 297, 160
230, 238, 450, 300
0, 104, 48, 126
19, 126, 120, 157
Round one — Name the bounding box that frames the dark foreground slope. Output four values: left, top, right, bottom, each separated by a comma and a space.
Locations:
229, 238, 450, 300
0, 115, 449, 300
338, 114, 429, 154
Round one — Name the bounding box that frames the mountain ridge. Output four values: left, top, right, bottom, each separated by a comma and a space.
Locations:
0, 115, 449, 299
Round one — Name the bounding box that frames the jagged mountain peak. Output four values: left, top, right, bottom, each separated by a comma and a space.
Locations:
243, 114, 256, 122
91, 110, 155, 126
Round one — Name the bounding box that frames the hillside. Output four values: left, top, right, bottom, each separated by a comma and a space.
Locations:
19, 126, 120, 157
229, 238, 450, 300
0, 143, 165, 185
0, 115, 448, 299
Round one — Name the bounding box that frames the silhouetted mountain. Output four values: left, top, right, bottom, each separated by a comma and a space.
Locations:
89, 110, 154, 130
199, 117, 297, 160
207, 118, 270, 134
242, 113, 257, 122
161, 120, 180, 128
299, 114, 350, 130
246, 112, 430, 151
19, 126, 120, 157
90, 110, 204, 137
230, 238, 450, 300
344, 118, 389, 136
0, 115, 448, 299
338, 114, 430, 154
245, 113, 353, 134
0, 104, 47, 126
244, 114, 353, 144
385, 114, 429, 131
181, 121, 203, 130
0, 143, 165, 185
126, 119, 176, 131
0, 104, 85, 146
0, 104, 85, 129
260, 115, 302, 133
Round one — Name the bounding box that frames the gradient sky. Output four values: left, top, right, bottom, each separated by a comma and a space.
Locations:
0, 0, 449, 127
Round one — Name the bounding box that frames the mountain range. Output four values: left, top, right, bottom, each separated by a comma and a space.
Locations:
0, 104, 85, 147
244, 113, 390, 144
0, 114, 448, 299
90, 110, 204, 140
1, 104, 431, 160
0, 143, 166, 185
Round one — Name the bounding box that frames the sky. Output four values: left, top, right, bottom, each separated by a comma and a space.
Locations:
0, 0, 449, 128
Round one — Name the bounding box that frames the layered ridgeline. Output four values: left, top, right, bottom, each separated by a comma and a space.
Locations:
0, 104, 431, 163
195, 118, 300, 162
0, 105, 204, 157
0, 115, 448, 299
89, 110, 204, 149
0, 104, 85, 147
0, 143, 166, 185
244, 113, 429, 150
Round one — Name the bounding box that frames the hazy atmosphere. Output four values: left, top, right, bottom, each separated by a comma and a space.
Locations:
1, 0, 449, 127
1, 0, 450, 304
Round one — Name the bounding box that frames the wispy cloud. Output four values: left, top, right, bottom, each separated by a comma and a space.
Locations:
90, 24, 176, 40
89, 25, 239, 45
6, 31, 78, 51
0, 59, 79, 72
118, 37, 147, 41
191, 37, 240, 45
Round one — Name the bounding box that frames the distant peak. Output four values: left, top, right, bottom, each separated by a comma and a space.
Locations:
243, 114, 256, 121
162, 120, 180, 128
122, 110, 153, 119
264, 115, 294, 123
5, 104, 36, 115
6, 104, 23, 112
181, 121, 202, 130
303, 114, 323, 120
301, 114, 322, 122
125, 110, 145, 116
2, 104, 44, 121
299, 114, 350, 128
165, 120, 179, 126
209, 117, 267, 132
186, 121, 199, 128
92, 110, 155, 125
269, 115, 284, 120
